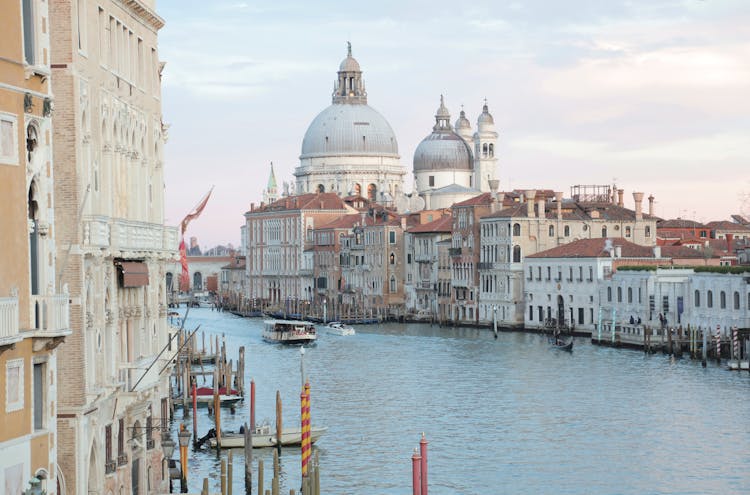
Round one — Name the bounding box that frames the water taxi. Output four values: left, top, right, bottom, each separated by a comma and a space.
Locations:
262, 319, 317, 345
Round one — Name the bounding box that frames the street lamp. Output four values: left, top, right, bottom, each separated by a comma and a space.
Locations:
177, 424, 191, 493
161, 432, 176, 493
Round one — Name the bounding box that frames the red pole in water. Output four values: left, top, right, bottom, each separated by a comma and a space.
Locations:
411, 448, 422, 495
192, 381, 198, 444
250, 379, 256, 431
419, 433, 428, 495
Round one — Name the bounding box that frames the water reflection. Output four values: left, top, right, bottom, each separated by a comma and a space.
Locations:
176, 308, 750, 495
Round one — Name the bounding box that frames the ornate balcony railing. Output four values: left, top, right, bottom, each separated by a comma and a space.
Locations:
448, 247, 462, 256
0, 297, 20, 345
477, 262, 494, 270
83, 216, 179, 251
30, 294, 70, 333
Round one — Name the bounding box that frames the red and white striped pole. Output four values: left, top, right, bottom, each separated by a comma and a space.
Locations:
411, 448, 422, 495
715, 325, 722, 363
420, 433, 428, 495
732, 326, 739, 361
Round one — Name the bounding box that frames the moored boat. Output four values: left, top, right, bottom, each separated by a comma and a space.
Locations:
549, 337, 573, 351
262, 319, 317, 345
207, 423, 327, 448
324, 321, 356, 336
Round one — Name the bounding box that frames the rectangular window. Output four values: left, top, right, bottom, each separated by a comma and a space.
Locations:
0, 114, 18, 165
118, 418, 125, 456
105, 424, 113, 466
428, 176, 435, 187
33, 362, 45, 430
389, 231, 396, 244
22, 0, 35, 64
6, 359, 24, 412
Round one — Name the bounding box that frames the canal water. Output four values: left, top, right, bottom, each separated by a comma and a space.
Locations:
175, 308, 750, 495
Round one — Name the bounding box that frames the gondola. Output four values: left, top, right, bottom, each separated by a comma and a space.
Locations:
549, 336, 573, 351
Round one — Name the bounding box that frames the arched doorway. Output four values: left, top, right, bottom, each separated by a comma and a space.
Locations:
87, 443, 100, 495
131, 420, 142, 495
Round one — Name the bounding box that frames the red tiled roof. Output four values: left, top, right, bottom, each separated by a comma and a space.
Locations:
408, 215, 453, 233
316, 214, 361, 230
660, 245, 719, 259
657, 218, 705, 229
705, 220, 750, 231
527, 238, 655, 259
453, 192, 493, 207
248, 192, 348, 213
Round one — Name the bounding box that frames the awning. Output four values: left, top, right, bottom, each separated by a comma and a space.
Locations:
118, 261, 149, 288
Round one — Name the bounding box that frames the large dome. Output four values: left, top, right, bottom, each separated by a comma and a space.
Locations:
413, 131, 473, 171
300, 103, 399, 158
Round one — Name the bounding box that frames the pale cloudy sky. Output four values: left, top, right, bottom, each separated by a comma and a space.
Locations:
158, 0, 750, 249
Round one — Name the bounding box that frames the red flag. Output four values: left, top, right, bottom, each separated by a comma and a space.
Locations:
179, 238, 189, 290
180, 187, 213, 236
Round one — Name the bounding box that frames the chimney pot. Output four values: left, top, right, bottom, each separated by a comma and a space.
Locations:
632, 192, 644, 220
648, 194, 655, 217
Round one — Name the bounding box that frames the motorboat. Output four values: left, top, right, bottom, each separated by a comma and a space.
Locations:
206, 422, 327, 449
262, 319, 317, 345
324, 321, 356, 336
173, 386, 242, 408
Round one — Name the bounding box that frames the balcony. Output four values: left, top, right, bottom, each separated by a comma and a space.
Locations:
83, 216, 179, 252
417, 281, 432, 290
448, 247, 462, 256
477, 262, 494, 270
415, 254, 433, 263
0, 297, 21, 347
30, 294, 70, 334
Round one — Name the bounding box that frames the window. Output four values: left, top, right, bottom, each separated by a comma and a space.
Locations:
549, 225, 554, 237
734, 291, 740, 310
105, 424, 114, 472
6, 359, 24, 412
707, 290, 713, 308
564, 225, 570, 237
389, 231, 396, 244
602, 226, 608, 238
512, 245, 521, 263
389, 252, 395, 265
607, 287, 612, 302
628, 287, 632, 303
617, 287, 622, 302
529, 306, 533, 321
0, 114, 18, 165
428, 176, 435, 187
720, 291, 726, 309
546, 267, 551, 280
118, 418, 125, 461
694, 290, 700, 307
625, 226, 631, 237
645, 226, 651, 237
389, 276, 396, 293
22, 0, 35, 64
513, 223, 521, 236
33, 362, 45, 430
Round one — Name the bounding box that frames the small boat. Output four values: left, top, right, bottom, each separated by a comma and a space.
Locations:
324, 321, 355, 336
207, 423, 327, 449
174, 386, 242, 408
263, 319, 317, 345
549, 337, 573, 351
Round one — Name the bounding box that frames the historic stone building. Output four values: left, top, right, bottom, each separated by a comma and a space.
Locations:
0, 0, 71, 492
50, 1, 176, 494
404, 215, 453, 317
294, 44, 406, 202
413, 96, 498, 210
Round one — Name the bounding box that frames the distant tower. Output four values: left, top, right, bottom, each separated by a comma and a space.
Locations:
473, 99, 498, 192
263, 162, 278, 204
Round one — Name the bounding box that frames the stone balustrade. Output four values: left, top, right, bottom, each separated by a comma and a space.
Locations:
30, 294, 70, 333
0, 297, 20, 344
83, 216, 179, 251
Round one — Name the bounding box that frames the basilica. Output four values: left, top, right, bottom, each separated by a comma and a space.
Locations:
286, 44, 499, 210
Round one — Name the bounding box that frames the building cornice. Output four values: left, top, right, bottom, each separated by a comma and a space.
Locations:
115, 0, 165, 30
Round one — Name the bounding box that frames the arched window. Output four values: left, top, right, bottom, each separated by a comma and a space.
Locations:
549, 225, 554, 237
482, 143, 488, 157
353, 183, 361, 196
512, 245, 521, 263
734, 291, 740, 310
367, 183, 377, 201
165, 272, 173, 292
627, 287, 633, 303
617, 287, 622, 302
625, 226, 631, 237
488, 143, 494, 157
389, 275, 396, 293
645, 226, 651, 237
193, 272, 203, 291
694, 290, 700, 307
317, 184, 325, 193
389, 252, 395, 265
720, 291, 726, 309
564, 225, 570, 237
602, 226, 608, 238
707, 290, 713, 308
26, 123, 39, 163
512, 223, 521, 236
607, 287, 612, 302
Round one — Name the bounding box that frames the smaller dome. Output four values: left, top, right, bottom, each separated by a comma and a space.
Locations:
413, 132, 473, 172
436, 95, 450, 119
339, 56, 361, 72
455, 109, 471, 131
477, 101, 495, 128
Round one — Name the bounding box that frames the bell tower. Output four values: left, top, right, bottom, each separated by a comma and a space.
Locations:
473, 99, 498, 192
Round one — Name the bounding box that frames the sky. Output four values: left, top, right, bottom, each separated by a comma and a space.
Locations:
158, 0, 750, 250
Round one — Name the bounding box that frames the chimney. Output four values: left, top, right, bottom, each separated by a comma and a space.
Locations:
497, 192, 505, 204
726, 233, 734, 254
555, 191, 563, 219
617, 189, 624, 207
653, 246, 661, 258
526, 190, 537, 218
250, 202, 255, 211
537, 197, 545, 219
632, 192, 644, 220
648, 194, 654, 217
488, 179, 500, 196
401, 217, 407, 230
